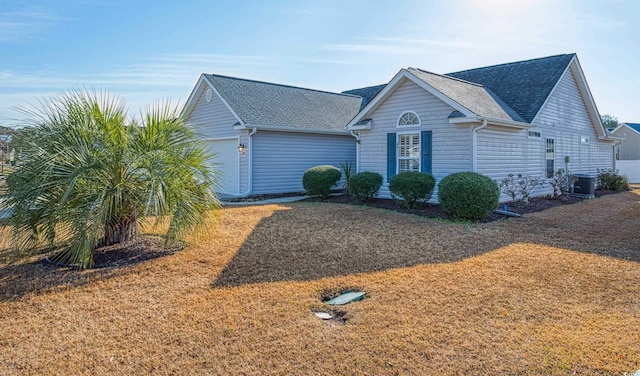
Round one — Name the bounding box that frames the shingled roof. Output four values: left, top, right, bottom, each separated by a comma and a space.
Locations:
623, 123, 640, 133
203, 74, 362, 131
446, 54, 575, 122
407, 68, 523, 122
342, 84, 386, 110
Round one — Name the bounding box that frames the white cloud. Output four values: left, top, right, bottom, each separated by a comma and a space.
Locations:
0, 9, 58, 43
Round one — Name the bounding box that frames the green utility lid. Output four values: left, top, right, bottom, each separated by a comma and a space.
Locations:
326, 291, 365, 305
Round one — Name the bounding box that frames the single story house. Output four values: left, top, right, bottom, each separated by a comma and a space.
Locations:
184, 53, 619, 199
346, 53, 619, 199
611, 123, 640, 160
181, 74, 360, 197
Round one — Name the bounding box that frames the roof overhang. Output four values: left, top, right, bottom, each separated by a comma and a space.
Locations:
346, 69, 475, 128
346, 119, 372, 130
598, 135, 624, 143
449, 116, 532, 130
234, 124, 351, 135
532, 56, 608, 139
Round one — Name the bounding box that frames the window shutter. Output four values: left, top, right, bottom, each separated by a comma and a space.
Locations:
387, 133, 396, 181
421, 130, 432, 173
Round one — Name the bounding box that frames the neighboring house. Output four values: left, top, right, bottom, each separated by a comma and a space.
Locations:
610, 123, 640, 183
346, 53, 618, 200
181, 74, 360, 197
611, 123, 640, 160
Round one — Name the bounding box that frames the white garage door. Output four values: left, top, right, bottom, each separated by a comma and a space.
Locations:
206, 139, 239, 195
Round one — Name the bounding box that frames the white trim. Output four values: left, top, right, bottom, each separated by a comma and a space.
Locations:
449, 115, 532, 129
396, 130, 421, 173
348, 120, 372, 130
233, 124, 351, 135
180, 74, 245, 126
531, 56, 611, 141
396, 111, 421, 128
531, 61, 571, 125
347, 69, 474, 128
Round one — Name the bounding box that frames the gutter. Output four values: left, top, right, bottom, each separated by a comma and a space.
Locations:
612, 138, 623, 171
471, 120, 488, 172
450, 116, 532, 129
350, 130, 360, 173
237, 127, 257, 197
233, 124, 351, 136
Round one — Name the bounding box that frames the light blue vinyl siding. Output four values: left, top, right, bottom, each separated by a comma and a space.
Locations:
252, 131, 356, 194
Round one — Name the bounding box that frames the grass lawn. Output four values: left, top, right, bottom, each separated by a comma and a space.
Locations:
1, 191, 639, 375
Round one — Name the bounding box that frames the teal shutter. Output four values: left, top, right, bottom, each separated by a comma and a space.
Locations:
421, 130, 432, 173
387, 133, 396, 181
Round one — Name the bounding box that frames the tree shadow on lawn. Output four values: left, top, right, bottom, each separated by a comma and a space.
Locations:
213, 191, 640, 288
0, 236, 180, 301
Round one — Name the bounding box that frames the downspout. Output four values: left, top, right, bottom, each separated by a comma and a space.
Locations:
350, 130, 360, 173
612, 138, 623, 172
471, 120, 488, 172
238, 127, 257, 197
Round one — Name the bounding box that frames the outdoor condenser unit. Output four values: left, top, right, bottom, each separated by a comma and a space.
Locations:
571, 175, 596, 198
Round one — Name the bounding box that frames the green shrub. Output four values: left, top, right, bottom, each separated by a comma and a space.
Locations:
388, 171, 436, 208
302, 165, 341, 199
438, 172, 499, 220
348, 171, 383, 202
597, 168, 629, 191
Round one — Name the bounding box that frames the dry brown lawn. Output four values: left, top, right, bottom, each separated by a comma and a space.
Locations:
1, 192, 640, 375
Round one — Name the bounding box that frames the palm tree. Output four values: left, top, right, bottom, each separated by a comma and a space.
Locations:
2, 90, 220, 269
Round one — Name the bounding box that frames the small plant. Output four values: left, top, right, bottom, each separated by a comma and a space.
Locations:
438, 172, 499, 220
348, 171, 382, 202
388, 171, 436, 208
340, 161, 354, 196
597, 168, 629, 191
302, 165, 342, 199
548, 169, 576, 198
499, 173, 546, 206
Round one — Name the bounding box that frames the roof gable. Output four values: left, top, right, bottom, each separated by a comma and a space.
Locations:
624, 123, 640, 134
202, 74, 362, 131
408, 68, 523, 122
614, 122, 640, 137
446, 54, 575, 122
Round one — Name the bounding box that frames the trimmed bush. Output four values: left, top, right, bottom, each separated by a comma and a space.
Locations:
597, 168, 629, 191
302, 165, 341, 199
348, 171, 383, 202
388, 171, 436, 208
438, 172, 499, 220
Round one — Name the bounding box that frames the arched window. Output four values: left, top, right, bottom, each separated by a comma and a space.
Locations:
397, 111, 420, 127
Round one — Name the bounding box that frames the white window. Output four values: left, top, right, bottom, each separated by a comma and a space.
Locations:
398, 133, 420, 172
528, 130, 541, 139
546, 138, 555, 178
397, 111, 420, 127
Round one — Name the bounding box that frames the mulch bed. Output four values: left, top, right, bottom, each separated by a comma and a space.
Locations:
302, 189, 622, 222
45, 236, 183, 269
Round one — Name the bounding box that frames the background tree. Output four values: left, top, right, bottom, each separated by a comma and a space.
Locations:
2, 90, 220, 269
601, 114, 620, 130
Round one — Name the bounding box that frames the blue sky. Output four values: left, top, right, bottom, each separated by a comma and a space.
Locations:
1, 0, 638, 126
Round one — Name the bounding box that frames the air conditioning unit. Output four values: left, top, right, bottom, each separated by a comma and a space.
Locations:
571, 175, 596, 198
